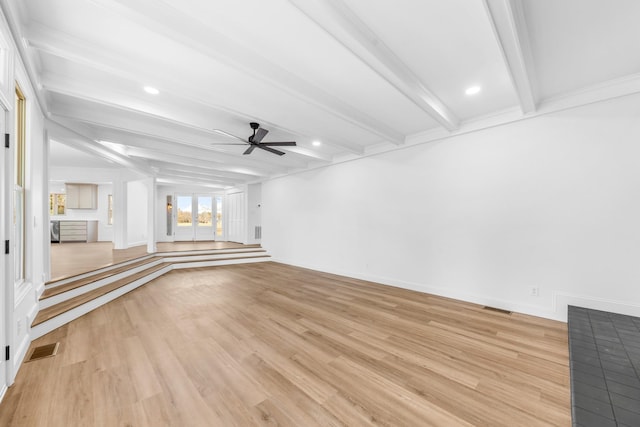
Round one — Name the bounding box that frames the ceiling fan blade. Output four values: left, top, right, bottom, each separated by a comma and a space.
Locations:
260, 141, 297, 146
258, 145, 286, 156
212, 129, 247, 143
209, 142, 248, 145
253, 127, 268, 143
243, 145, 257, 155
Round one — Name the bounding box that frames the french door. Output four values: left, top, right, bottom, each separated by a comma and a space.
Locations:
175, 194, 216, 241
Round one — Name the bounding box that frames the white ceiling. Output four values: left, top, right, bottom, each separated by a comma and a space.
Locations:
3, 0, 640, 189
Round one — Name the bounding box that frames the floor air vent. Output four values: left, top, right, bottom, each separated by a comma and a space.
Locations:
483, 306, 512, 315
26, 343, 59, 362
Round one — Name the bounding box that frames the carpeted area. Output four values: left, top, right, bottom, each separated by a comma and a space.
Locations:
567, 306, 640, 426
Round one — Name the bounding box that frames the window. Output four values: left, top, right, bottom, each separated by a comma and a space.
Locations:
49, 193, 66, 215
107, 194, 113, 225
197, 196, 212, 226
216, 196, 223, 236
177, 195, 192, 227
15, 84, 26, 282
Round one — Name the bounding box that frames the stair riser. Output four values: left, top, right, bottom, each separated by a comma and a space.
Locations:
157, 248, 265, 256
46, 250, 265, 288
172, 257, 271, 269
162, 252, 267, 263
32, 265, 172, 340
46, 255, 156, 288
33, 257, 271, 338
40, 259, 165, 309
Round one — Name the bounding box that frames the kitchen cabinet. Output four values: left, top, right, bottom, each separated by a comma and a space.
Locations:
66, 184, 97, 209
59, 221, 98, 242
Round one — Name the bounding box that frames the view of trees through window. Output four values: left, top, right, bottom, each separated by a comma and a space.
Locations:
49, 193, 66, 215
197, 196, 212, 226
177, 195, 213, 227
177, 195, 192, 227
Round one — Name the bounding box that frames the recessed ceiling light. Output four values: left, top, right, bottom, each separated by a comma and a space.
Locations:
144, 86, 159, 95
465, 86, 481, 96
312, 140, 322, 147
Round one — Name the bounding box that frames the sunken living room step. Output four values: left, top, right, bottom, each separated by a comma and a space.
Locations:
33, 263, 169, 327
32, 245, 272, 339
41, 256, 161, 300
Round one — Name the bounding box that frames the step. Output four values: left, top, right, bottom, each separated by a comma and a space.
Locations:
156, 248, 267, 257
32, 250, 272, 339
42, 257, 162, 299
33, 263, 170, 328
161, 251, 268, 263
171, 254, 271, 269
47, 254, 157, 287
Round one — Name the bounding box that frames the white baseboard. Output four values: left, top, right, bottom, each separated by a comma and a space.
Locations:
553, 292, 640, 322
12, 334, 30, 379
271, 258, 640, 323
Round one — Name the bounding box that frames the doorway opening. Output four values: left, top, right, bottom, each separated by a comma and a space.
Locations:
175, 194, 218, 241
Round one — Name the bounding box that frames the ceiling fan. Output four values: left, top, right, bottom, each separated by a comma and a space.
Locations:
212, 122, 296, 156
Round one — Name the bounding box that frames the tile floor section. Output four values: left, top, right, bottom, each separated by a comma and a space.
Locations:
568, 306, 640, 426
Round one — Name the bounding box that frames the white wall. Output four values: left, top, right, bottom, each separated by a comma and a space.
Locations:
0, 8, 46, 387
247, 183, 261, 244
263, 93, 640, 322
126, 180, 148, 247
96, 184, 113, 241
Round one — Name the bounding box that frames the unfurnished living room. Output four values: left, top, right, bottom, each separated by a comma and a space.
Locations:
0, 1, 639, 426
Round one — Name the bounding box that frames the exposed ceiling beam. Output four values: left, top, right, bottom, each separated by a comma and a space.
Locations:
86, 0, 404, 145
40, 72, 326, 166
155, 177, 227, 190
0, 0, 49, 115
152, 170, 233, 187
44, 90, 309, 173
483, 0, 537, 113
91, 127, 292, 175
45, 118, 154, 174
25, 24, 367, 155
288, 0, 459, 132
147, 160, 256, 183
123, 146, 266, 178
51, 112, 281, 180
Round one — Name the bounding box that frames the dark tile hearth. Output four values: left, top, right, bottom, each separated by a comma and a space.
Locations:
568, 306, 640, 427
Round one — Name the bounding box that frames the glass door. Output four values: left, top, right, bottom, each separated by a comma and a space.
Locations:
174, 194, 217, 241
175, 194, 194, 241
195, 195, 215, 241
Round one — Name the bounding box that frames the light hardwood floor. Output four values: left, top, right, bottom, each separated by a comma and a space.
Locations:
1, 262, 570, 426
50, 241, 250, 280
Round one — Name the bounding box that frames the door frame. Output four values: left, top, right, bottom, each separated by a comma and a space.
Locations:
0, 94, 8, 398
174, 193, 217, 241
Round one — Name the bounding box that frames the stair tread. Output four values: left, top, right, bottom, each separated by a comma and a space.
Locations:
33, 263, 170, 327
160, 249, 266, 257
42, 257, 161, 299
171, 254, 270, 264
43, 251, 267, 300
33, 253, 272, 329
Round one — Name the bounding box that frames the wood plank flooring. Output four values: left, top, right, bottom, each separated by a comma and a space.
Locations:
1, 262, 571, 426
50, 241, 250, 280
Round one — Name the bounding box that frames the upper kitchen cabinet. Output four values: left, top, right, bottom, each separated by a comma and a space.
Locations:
66, 183, 98, 209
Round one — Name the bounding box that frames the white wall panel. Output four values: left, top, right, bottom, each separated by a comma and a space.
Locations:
126, 180, 148, 247
263, 93, 640, 321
